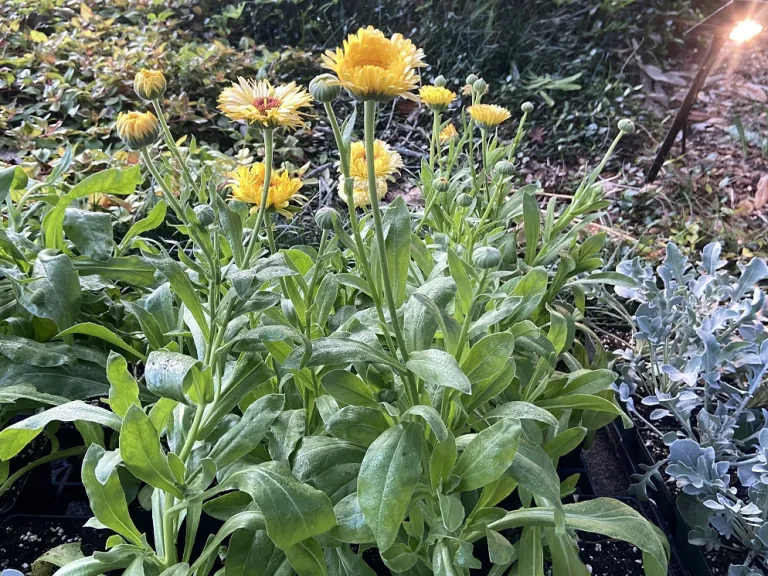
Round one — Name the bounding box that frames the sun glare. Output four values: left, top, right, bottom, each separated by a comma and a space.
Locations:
729, 19, 763, 43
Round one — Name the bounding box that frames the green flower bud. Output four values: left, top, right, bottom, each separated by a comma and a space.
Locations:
434, 75, 447, 88
434, 177, 450, 193
466, 74, 479, 85
521, 101, 534, 113
494, 160, 515, 176
134, 70, 167, 101
473, 246, 502, 269
472, 78, 487, 94
116, 111, 160, 150
193, 204, 215, 227
618, 119, 635, 134
309, 74, 341, 103
315, 206, 339, 230
456, 192, 473, 208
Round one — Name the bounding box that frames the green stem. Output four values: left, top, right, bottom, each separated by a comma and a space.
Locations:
454, 270, 489, 360
322, 102, 398, 357
480, 127, 490, 204
140, 148, 186, 223
243, 129, 274, 266
0, 446, 86, 498
152, 100, 196, 195
178, 404, 205, 463
429, 110, 441, 172
364, 100, 417, 404
162, 492, 177, 566
304, 230, 329, 338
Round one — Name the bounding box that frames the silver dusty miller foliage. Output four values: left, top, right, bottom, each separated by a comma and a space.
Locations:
614, 242, 768, 572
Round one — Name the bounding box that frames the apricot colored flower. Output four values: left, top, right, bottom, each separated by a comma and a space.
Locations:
468, 104, 511, 129
116, 111, 160, 149
348, 140, 403, 182
134, 69, 167, 100
228, 163, 306, 217
321, 26, 426, 102
419, 86, 456, 111
218, 78, 312, 129
338, 175, 387, 207
439, 123, 458, 144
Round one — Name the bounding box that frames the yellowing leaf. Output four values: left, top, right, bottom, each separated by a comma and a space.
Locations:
80, 2, 94, 21
28, 30, 48, 42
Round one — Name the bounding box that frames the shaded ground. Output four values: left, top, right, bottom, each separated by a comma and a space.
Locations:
608, 31, 768, 259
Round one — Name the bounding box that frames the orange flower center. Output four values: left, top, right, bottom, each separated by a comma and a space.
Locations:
253, 96, 281, 113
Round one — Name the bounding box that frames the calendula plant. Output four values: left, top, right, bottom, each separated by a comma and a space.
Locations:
0, 26, 669, 576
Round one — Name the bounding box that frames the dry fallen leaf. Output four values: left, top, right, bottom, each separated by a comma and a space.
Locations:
735, 82, 768, 103
755, 173, 768, 210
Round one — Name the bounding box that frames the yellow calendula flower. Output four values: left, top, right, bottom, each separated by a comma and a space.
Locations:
134, 69, 167, 100
419, 86, 456, 112
439, 123, 458, 144
348, 140, 404, 181
468, 104, 511, 129
321, 26, 426, 102
338, 175, 388, 207
218, 78, 312, 129
228, 163, 307, 217
116, 111, 160, 149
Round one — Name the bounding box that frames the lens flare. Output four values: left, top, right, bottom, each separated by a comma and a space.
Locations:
729, 19, 763, 43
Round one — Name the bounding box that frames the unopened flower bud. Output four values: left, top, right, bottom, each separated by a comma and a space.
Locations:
315, 206, 339, 230
521, 101, 534, 114
472, 78, 487, 94
134, 70, 167, 101
473, 246, 502, 269
495, 160, 515, 176
434, 177, 450, 193
466, 74, 479, 85
433, 75, 447, 88
456, 192, 473, 208
193, 204, 215, 227
309, 74, 341, 103
618, 119, 635, 134
116, 111, 160, 149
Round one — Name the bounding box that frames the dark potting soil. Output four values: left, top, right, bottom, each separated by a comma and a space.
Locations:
703, 546, 754, 576
0, 516, 108, 573
636, 427, 682, 499
583, 428, 629, 496
0, 437, 50, 515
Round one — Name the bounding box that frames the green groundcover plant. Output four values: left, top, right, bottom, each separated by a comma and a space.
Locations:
0, 25, 668, 576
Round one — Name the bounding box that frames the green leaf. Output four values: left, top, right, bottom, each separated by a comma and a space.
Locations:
120, 405, 181, 498
222, 462, 337, 550
453, 419, 521, 491
547, 529, 591, 576
0, 385, 67, 407
406, 349, 471, 394
63, 208, 113, 262
321, 370, 378, 408
518, 526, 544, 575
563, 369, 616, 396
292, 436, 366, 501
313, 273, 338, 329
208, 394, 284, 468
331, 493, 374, 544
486, 528, 515, 565
325, 544, 376, 576
18, 250, 82, 332
537, 394, 621, 415
484, 401, 558, 427
358, 422, 423, 551
403, 277, 456, 353
325, 406, 390, 447
73, 256, 157, 287
439, 492, 465, 532
0, 401, 121, 461
488, 498, 669, 576
284, 538, 327, 576
371, 196, 410, 307
225, 529, 289, 576
43, 166, 142, 250
57, 322, 146, 361
82, 444, 143, 546
217, 196, 245, 268
547, 306, 568, 354
544, 426, 587, 460
448, 247, 472, 315
506, 440, 563, 526
429, 432, 457, 491
567, 271, 637, 288
0, 165, 28, 204
190, 512, 266, 572
0, 334, 74, 367
523, 192, 541, 264
460, 332, 515, 384
119, 201, 167, 251
144, 350, 213, 405
288, 337, 403, 372
402, 405, 448, 442
106, 351, 140, 419
144, 253, 210, 342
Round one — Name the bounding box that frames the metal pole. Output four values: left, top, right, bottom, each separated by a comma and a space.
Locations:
646, 33, 727, 183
